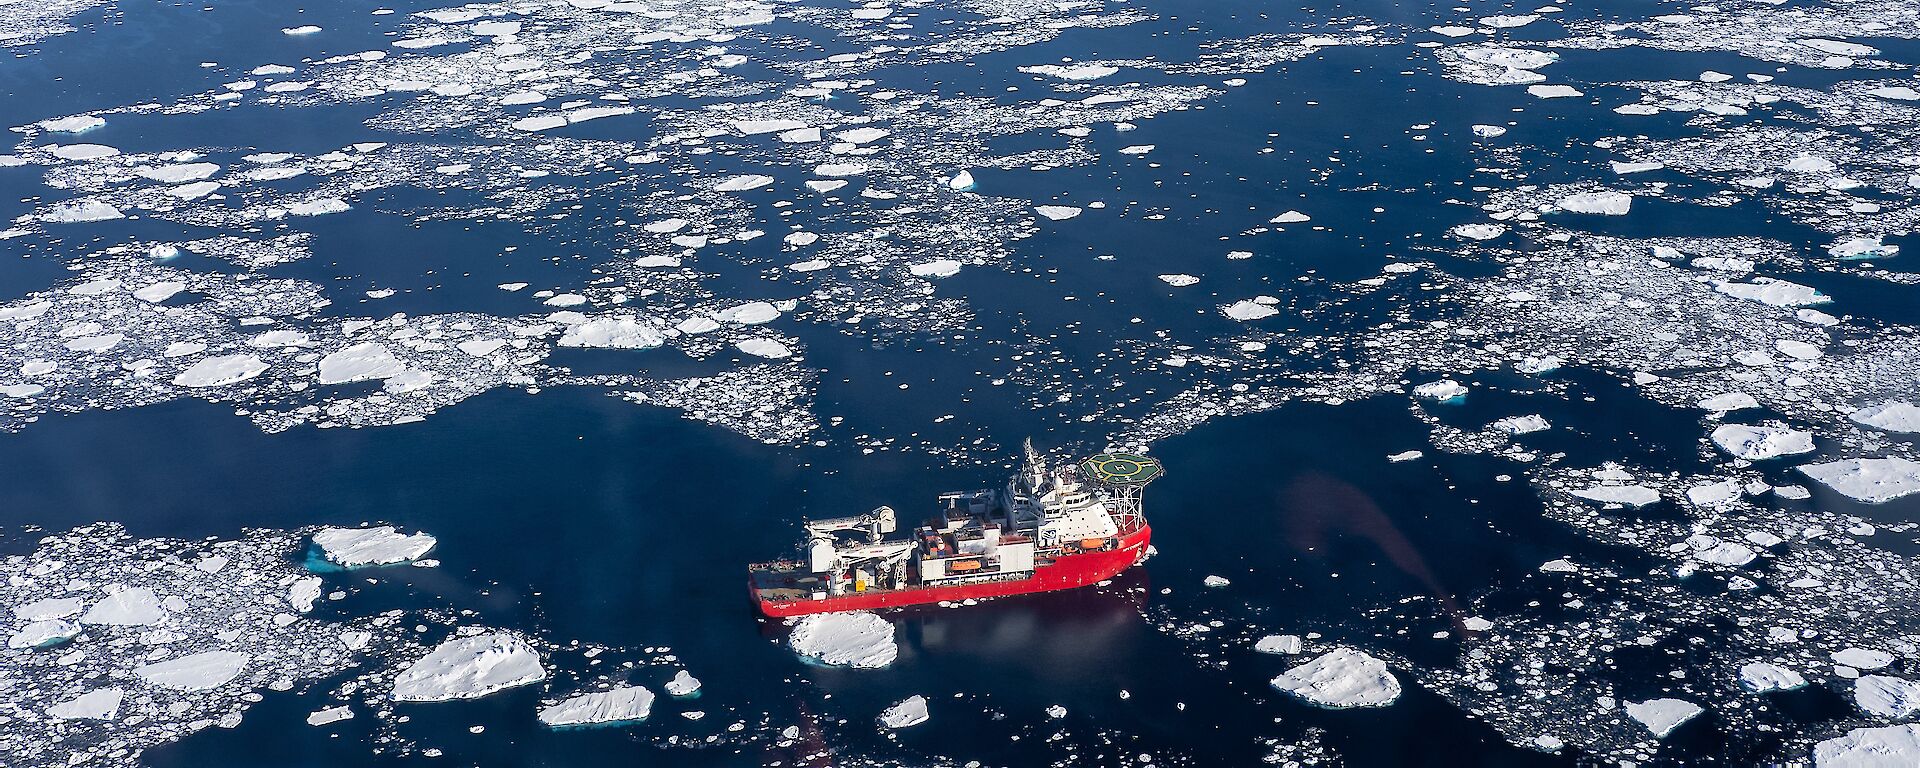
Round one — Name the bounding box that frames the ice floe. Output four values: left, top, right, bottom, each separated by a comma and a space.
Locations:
787, 611, 896, 669
538, 686, 654, 727
391, 632, 547, 702
1270, 648, 1401, 709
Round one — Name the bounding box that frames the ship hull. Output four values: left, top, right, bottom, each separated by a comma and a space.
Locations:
753, 524, 1151, 617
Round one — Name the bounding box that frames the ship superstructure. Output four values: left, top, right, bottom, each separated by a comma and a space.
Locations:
749, 443, 1161, 616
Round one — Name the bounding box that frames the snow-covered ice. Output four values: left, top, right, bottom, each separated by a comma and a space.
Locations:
538, 686, 654, 727
1270, 648, 1401, 708
391, 632, 547, 702
879, 695, 929, 729
133, 650, 251, 691
312, 526, 436, 567
787, 611, 896, 669
1624, 698, 1703, 738
1798, 458, 1920, 503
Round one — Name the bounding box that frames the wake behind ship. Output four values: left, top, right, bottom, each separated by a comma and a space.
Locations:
749, 444, 1163, 617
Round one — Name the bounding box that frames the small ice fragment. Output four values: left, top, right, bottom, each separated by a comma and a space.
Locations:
1255, 634, 1303, 654
1157, 274, 1200, 287
1203, 575, 1230, 588
1036, 205, 1081, 221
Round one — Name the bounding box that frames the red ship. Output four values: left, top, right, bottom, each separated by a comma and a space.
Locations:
749, 443, 1163, 617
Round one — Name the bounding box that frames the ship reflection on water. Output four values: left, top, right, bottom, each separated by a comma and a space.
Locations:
759, 570, 1149, 767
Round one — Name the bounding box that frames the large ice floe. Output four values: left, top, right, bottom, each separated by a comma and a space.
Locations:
787, 611, 897, 669
390, 632, 547, 702
1269, 648, 1402, 708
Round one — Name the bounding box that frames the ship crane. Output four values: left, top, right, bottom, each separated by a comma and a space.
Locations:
805, 507, 912, 598
804, 505, 896, 545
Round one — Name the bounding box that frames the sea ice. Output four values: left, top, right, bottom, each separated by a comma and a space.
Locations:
664, 670, 700, 696
1738, 661, 1807, 692
1814, 724, 1920, 767
1854, 676, 1920, 718
1849, 402, 1920, 433
317, 343, 407, 385
879, 695, 929, 728
1711, 424, 1814, 461
1413, 379, 1468, 401
1568, 484, 1660, 507
1714, 278, 1829, 307
1833, 648, 1894, 670
736, 338, 792, 359
134, 650, 250, 691
909, 259, 963, 278
1270, 648, 1401, 708
1036, 205, 1082, 221
538, 686, 654, 726
80, 586, 166, 625
1625, 698, 1703, 738
47, 688, 123, 721
312, 526, 436, 567
1255, 634, 1303, 655
306, 705, 354, 726
392, 632, 547, 702
1020, 64, 1119, 80
171, 354, 268, 388
787, 611, 896, 668
1698, 392, 1759, 412
1223, 300, 1279, 321
8, 618, 79, 648
558, 317, 666, 349
715, 174, 775, 192
1797, 458, 1920, 503
1158, 274, 1200, 287
1557, 191, 1632, 215
1527, 84, 1583, 98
